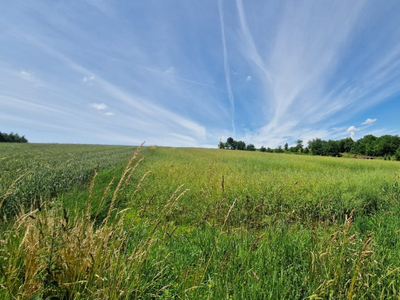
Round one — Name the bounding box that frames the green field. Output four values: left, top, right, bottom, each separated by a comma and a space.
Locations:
1, 144, 400, 299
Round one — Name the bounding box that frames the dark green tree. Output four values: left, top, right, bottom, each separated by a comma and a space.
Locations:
0, 132, 28, 143
0, 132, 6, 142
284, 143, 288, 151
275, 145, 284, 153
308, 138, 324, 155
322, 140, 341, 157
395, 146, 400, 161
296, 140, 304, 152
246, 144, 256, 151
226, 137, 235, 150
237, 141, 246, 150
338, 138, 354, 153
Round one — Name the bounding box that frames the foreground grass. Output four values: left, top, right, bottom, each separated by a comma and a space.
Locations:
1, 145, 400, 299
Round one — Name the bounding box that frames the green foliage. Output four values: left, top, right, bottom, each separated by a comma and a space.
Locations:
308, 139, 341, 157
308, 138, 323, 155
395, 146, 400, 161
0, 131, 28, 143
284, 143, 289, 151
339, 137, 354, 153
351, 134, 400, 157
296, 140, 303, 152
222, 137, 253, 151
275, 145, 284, 153
246, 143, 256, 151
260, 146, 267, 152
226, 137, 235, 149
236, 140, 246, 150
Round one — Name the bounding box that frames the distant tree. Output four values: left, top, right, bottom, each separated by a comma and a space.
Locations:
232, 140, 238, 150
237, 141, 246, 150
395, 146, 400, 161
266, 147, 273, 153
275, 145, 284, 153
0, 131, 28, 143
260, 146, 266, 152
373, 135, 400, 156
8, 132, 16, 143
322, 140, 341, 157
303, 147, 309, 154
246, 144, 256, 151
296, 140, 304, 152
338, 138, 354, 153
356, 135, 377, 155
284, 143, 288, 151
218, 141, 226, 149
308, 138, 324, 155
308, 134, 400, 158
226, 137, 234, 149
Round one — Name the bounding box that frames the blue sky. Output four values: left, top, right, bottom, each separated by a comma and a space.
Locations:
1, 0, 400, 148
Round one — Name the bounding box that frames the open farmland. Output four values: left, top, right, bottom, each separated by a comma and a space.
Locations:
1, 144, 400, 299
0, 143, 134, 217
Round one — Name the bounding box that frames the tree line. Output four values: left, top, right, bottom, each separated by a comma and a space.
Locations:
308, 135, 400, 160
0, 132, 28, 143
219, 137, 284, 153
219, 135, 400, 161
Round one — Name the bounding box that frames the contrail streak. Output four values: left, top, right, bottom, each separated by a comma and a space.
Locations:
218, 0, 236, 136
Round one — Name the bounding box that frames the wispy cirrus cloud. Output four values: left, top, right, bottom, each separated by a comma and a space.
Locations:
2, 1, 400, 147
230, 1, 400, 146
18, 70, 43, 87
218, 0, 236, 135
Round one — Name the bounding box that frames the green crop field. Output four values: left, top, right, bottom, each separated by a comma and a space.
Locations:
1, 144, 400, 299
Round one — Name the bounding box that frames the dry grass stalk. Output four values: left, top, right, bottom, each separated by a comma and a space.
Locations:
94, 176, 115, 220
122, 156, 145, 190
104, 142, 144, 225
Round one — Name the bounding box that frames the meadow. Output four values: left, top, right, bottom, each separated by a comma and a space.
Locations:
1, 144, 400, 299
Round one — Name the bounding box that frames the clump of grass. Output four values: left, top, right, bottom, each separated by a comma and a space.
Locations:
0, 144, 188, 299
308, 210, 379, 299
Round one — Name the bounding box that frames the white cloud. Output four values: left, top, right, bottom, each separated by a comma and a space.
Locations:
346, 126, 359, 133
104, 112, 114, 116
346, 125, 359, 140
246, 75, 252, 82
361, 118, 377, 125
91, 103, 108, 110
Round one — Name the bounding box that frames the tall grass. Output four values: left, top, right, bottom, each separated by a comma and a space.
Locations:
1, 145, 400, 299
0, 145, 189, 299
